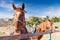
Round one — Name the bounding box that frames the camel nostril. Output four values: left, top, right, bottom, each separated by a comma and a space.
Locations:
46, 27, 49, 29
55, 26, 58, 29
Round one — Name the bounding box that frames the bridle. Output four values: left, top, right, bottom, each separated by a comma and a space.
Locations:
12, 18, 25, 26
9, 18, 25, 36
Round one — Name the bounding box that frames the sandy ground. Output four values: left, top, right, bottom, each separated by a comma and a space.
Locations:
0, 22, 60, 40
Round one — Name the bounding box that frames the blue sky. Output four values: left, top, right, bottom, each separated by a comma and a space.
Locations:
0, 0, 60, 18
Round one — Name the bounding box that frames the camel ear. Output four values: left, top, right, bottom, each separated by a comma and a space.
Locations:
22, 3, 25, 10
12, 3, 16, 10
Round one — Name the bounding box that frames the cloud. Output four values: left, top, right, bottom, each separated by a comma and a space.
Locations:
0, 0, 13, 18
0, 0, 21, 11
43, 6, 60, 17
32, 6, 60, 17
25, 5, 60, 18
0, 12, 13, 18
0, 0, 22, 18
0, 0, 60, 18
0, 0, 13, 11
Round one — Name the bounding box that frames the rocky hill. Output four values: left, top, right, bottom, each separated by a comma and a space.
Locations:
0, 19, 12, 27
